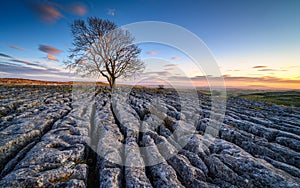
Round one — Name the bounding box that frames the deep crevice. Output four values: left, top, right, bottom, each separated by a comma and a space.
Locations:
87, 103, 100, 188
86, 146, 99, 187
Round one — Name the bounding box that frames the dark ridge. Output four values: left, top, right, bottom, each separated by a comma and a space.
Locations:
0, 141, 37, 178
0, 103, 72, 175
110, 103, 126, 187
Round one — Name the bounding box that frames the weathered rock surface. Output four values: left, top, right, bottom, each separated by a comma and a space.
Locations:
0, 86, 299, 187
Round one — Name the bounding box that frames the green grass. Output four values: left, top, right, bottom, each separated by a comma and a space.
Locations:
239, 91, 300, 107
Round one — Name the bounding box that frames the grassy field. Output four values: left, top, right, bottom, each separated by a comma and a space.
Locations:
239, 91, 300, 107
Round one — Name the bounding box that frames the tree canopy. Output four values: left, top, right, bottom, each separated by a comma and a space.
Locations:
66, 17, 145, 88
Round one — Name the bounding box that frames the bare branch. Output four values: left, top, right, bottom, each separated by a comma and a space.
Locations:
65, 17, 145, 88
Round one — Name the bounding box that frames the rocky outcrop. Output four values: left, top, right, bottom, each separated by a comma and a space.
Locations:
0, 86, 299, 187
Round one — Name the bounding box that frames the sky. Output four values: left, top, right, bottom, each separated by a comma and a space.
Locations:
0, 0, 300, 89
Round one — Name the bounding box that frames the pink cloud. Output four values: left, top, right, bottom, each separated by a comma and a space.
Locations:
143, 71, 171, 77
253, 65, 268, 69
47, 54, 59, 61
29, 1, 88, 24
164, 64, 178, 67
147, 51, 157, 55
171, 56, 180, 60
8, 44, 24, 51
67, 3, 87, 16
39, 45, 63, 55
32, 3, 63, 24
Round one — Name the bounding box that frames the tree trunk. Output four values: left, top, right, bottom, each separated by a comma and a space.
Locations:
111, 77, 116, 89
108, 76, 116, 90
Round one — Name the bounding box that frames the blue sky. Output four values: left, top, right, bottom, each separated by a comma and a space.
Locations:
0, 0, 300, 89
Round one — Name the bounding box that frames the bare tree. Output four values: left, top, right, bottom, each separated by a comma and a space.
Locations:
158, 85, 165, 89
65, 17, 145, 88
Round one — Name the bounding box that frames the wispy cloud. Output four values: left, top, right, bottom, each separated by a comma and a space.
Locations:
281, 66, 300, 69
253, 65, 268, 69
164, 68, 175, 71
147, 51, 157, 55
0, 72, 8, 76
0, 52, 38, 67
164, 63, 178, 67
257, 68, 288, 72
11, 59, 42, 67
27, 1, 87, 24
189, 75, 300, 89
171, 56, 180, 60
142, 71, 172, 77
66, 2, 87, 16
0, 62, 73, 79
222, 75, 300, 84
39, 45, 63, 54
107, 9, 115, 16
0, 53, 12, 58
0, 51, 72, 81
257, 68, 274, 71
8, 44, 24, 51
30, 2, 63, 24
1, 52, 53, 69
226, 69, 240, 72
13, 59, 53, 71
146, 72, 300, 89
167, 75, 300, 89
46, 54, 59, 61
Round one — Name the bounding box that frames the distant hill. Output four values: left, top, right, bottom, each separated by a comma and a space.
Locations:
0, 78, 109, 86
239, 91, 300, 107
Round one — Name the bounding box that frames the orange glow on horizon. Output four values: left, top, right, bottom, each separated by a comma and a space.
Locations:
191, 77, 300, 90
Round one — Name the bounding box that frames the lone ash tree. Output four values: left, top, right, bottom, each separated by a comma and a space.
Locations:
66, 17, 145, 88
